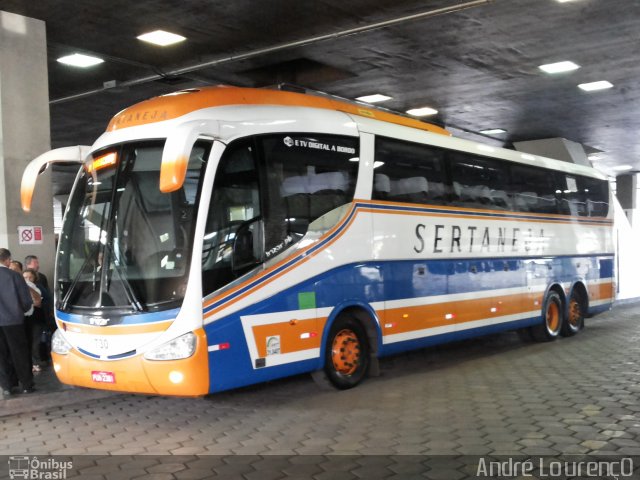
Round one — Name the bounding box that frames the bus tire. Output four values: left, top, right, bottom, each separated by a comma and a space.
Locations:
320, 315, 370, 390
561, 289, 585, 337
531, 291, 563, 342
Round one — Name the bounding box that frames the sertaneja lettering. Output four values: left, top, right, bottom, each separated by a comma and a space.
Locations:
412, 223, 545, 255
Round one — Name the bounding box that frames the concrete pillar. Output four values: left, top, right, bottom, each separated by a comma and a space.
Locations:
616, 173, 640, 226
0, 11, 55, 280
513, 137, 590, 167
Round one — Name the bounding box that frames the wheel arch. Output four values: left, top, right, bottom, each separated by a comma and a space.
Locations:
318, 301, 382, 376
546, 282, 567, 309
567, 280, 589, 317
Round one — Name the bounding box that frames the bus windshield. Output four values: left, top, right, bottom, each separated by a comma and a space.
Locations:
56, 140, 210, 312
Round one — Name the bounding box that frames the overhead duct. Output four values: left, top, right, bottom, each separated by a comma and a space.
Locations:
51, 0, 494, 105
513, 138, 591, 167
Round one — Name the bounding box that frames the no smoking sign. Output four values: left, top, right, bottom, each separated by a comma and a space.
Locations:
18, 225, 43, 245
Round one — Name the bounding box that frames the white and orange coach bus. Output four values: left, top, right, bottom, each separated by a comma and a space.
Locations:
21, 86, 614, 396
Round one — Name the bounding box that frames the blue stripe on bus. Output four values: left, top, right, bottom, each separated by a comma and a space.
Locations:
57, 307, 180, 326
203, 255, 614, 393
77, 347, 101, 359
359, 202, 613, 225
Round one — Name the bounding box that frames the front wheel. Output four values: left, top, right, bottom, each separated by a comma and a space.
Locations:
531, 291, 563, 342
320, 315, 370, 390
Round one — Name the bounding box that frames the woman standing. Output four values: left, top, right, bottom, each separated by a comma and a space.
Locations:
23, 269, 45, 372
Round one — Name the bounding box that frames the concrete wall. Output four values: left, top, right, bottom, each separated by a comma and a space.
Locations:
0, 11, 55, 280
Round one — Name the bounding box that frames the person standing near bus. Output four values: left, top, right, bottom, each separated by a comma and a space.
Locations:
24, 255, 48, 290
0, 248, 34, 396
24, 254, 54, 349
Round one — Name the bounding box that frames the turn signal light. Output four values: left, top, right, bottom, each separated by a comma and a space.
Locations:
86, 152, 117, 173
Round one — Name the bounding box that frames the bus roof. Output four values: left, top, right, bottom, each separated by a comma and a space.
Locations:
106, 86, 451, 137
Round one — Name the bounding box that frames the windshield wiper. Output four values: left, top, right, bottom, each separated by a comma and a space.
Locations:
59, 243, 101, 312
104, 243, 144, 312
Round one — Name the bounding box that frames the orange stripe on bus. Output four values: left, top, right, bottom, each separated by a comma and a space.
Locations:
588, 281, 614, 301
107, 86, 450, 136
252, 318, 322, 357
381, 292, 541, 335
358, 200, 613, 226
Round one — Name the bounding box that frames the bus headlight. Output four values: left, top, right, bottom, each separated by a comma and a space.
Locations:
144, 332, 197, 361
51, 329, 73, 355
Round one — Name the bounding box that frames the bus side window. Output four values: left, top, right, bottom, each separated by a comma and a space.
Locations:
449, 152, 510, 210
373, 136, 447, 205
510, 165, 559, 214
202, 140, 261, 295
578, 175, 609, 217
260, 134, 358, 252
557, 174, 609, 218
558, 175, 587, 216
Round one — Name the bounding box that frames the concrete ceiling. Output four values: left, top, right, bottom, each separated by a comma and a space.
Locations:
2, 0, 639, 192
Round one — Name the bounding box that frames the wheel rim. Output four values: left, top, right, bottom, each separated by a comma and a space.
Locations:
568, 297, 582, 328
331, 329, 361, 375
546, 300, 560, 333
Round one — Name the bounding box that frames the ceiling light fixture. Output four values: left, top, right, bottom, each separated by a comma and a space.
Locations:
406, 106, 438, 116
137, 30, 186, 46
480, 128, 507, 135
57, 53, 104, 68
578, 81, 614, 92
612, 165, 633, 171
356, 94, 392, 103
538, 61, 580, 74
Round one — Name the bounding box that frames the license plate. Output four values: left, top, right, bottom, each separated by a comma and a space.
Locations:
91, 371, 116, 384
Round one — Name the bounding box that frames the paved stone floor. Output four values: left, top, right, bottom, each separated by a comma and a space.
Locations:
1, 302, 640, 478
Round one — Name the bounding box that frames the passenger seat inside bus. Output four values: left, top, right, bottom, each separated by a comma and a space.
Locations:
374, 174, 391, 200
282, 170, 349, 234
374, 174, 430, 204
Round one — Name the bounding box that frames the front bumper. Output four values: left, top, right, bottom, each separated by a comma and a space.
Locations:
52, 328, 210, 396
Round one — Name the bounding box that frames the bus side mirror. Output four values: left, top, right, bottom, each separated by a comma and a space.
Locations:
21, 145, 91, 212
160, 120, 218, 193
232, 218, 264, 274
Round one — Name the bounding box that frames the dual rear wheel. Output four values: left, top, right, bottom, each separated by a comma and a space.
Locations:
526, 289, 585, 342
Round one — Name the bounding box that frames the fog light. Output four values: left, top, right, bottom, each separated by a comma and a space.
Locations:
169, 371, 184, 384
53, 363, 61, 373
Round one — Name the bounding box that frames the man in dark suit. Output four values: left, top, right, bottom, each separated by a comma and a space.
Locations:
24, 254, 48, 290
0, 248, 34, 397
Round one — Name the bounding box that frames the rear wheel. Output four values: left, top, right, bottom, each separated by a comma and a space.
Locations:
320, 315, 370, 390
561, 289, 585, 336
531, 291, 563, 342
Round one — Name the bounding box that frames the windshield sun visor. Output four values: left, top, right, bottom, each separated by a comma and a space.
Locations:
160, 120, 217, 193
21, 145, 92, 212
